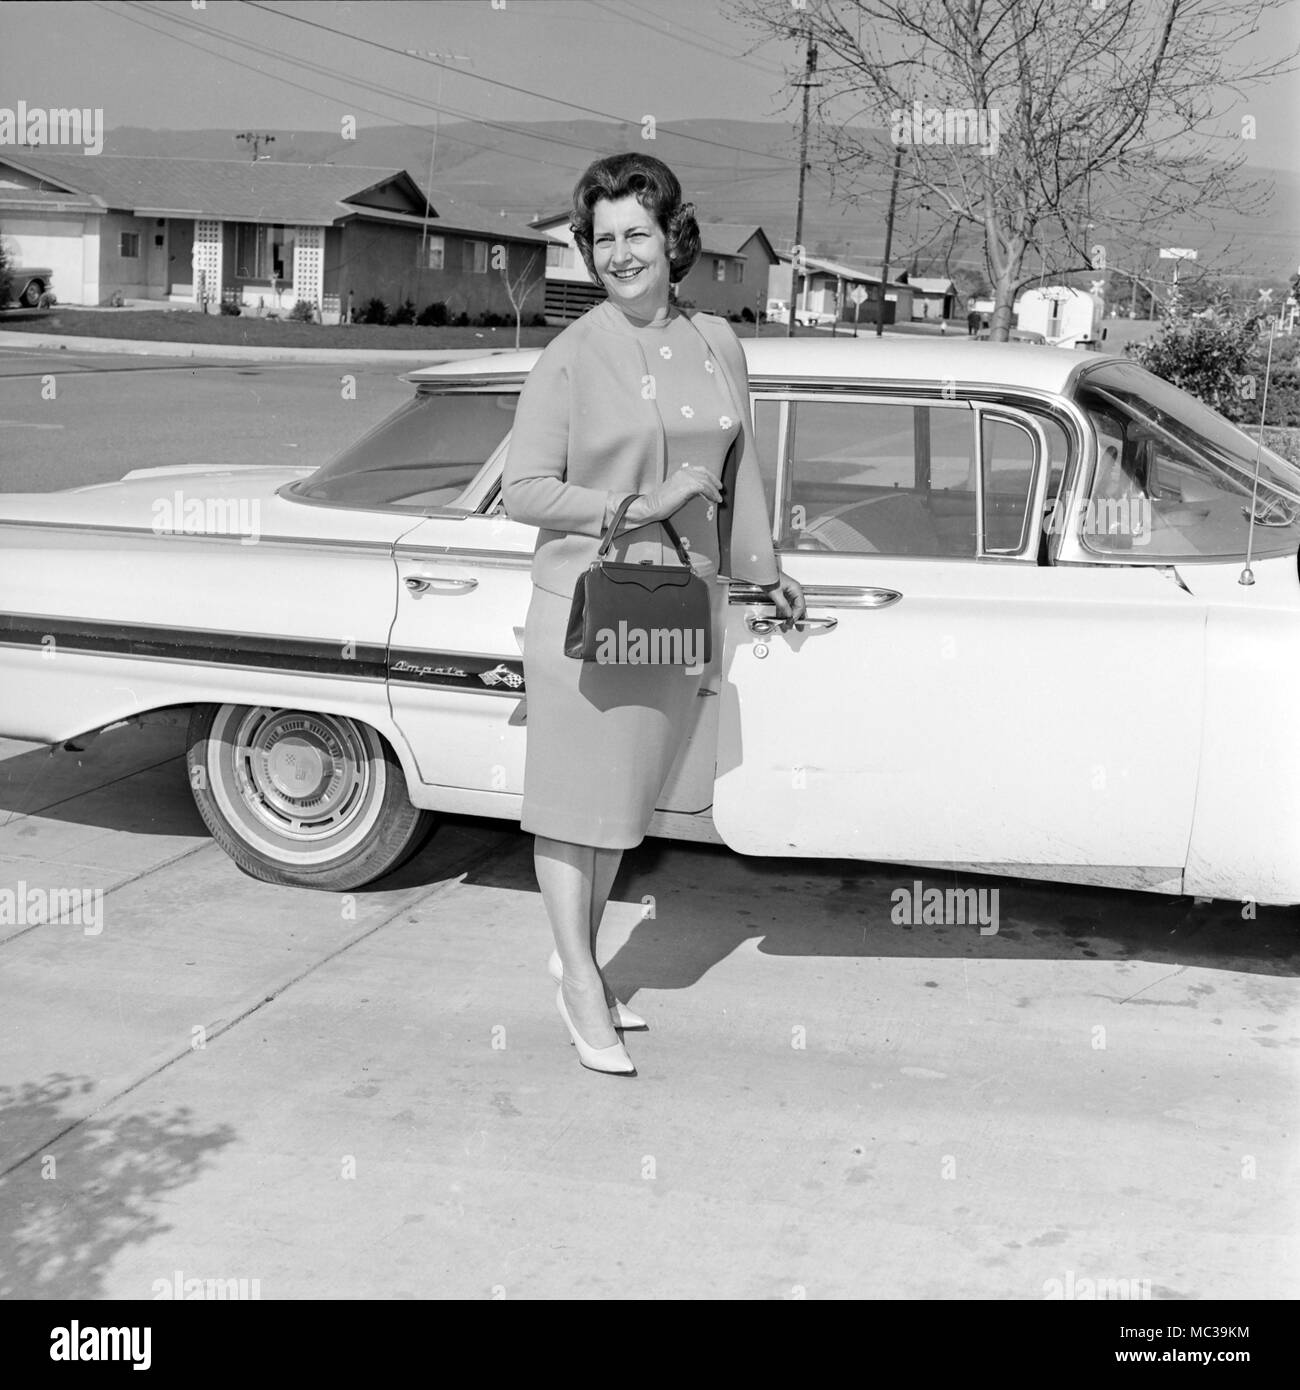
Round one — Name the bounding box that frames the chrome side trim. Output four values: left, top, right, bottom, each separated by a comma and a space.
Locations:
0, 518, 403, 556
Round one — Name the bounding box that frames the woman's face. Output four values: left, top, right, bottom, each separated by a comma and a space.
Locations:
591, 194, 671, 316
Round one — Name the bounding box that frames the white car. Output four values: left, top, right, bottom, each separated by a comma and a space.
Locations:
3, 338, 1300, 903
765, 299, 838, 328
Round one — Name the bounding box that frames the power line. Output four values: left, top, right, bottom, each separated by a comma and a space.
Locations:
106, 1, 598, 179
587, 0, 788, 78
237, 0, 799, 169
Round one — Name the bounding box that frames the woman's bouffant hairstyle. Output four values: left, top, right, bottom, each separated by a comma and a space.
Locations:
570, 153, 701, 285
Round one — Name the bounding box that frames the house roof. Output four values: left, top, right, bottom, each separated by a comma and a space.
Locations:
776, 248, 909, 289
531, 210, 777, 261
695, 223, 778, 261
0, 179, 103, 215
342, 203, 550, 244
907, 276, 956, 294
0, 152, 469, 229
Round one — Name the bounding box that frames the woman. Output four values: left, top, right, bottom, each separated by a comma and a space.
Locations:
502, 153, 804, 1076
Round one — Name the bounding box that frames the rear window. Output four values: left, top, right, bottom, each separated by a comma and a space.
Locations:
291, 389, 518, 511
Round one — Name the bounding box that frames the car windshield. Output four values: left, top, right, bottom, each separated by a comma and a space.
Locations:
292, 388, 518, 511
1073, 360, 1300, 560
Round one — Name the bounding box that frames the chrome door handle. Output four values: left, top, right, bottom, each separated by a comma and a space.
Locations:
404, 575, 479, 594
800, 586, 902, 609
746, 614, 839, 635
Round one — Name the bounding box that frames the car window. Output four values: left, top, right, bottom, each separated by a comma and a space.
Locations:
293, 390, 517, 511
752, 398, 782, 526
777, 400, 982, 557
983, 416, 1037, 553
1075, 362, 1300, 559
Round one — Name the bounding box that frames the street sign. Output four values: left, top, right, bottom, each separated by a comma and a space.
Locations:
1159, 248, 1198, 260
848, 285, 868, 305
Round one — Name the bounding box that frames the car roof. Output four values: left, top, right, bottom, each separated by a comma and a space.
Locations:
407, 333, 1116, 393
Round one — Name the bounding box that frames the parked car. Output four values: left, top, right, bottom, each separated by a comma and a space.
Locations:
4, 337, 1300, 902
765, 298, 838, 328
1, 265, 55, 308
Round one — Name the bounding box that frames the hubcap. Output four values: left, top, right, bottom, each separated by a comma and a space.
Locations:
224, 708, 374, 841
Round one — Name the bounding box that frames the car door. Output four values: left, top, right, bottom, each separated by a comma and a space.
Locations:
387, 508, 534, 799
711, 392, 1207, 881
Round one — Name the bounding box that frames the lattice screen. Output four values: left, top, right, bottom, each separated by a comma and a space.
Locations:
193, 220, 222, 305
293, 227, 324, 307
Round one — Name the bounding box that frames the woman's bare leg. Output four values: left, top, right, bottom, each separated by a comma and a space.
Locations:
534, 835, 619, 1049
589, 846, 624, 1006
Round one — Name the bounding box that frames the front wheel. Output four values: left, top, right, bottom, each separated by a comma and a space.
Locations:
186, 703, 435, 890
19, 280, 44, 308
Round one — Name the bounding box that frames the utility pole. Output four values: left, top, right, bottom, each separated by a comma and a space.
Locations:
235, 133, 275, 162
788, 17, 819, 338
876, 145, 903, 337
405, 51, 474, 269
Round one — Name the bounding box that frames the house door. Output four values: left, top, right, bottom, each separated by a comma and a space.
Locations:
167, 220, 194, 296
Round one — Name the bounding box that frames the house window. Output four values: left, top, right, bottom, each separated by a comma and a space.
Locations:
463, 240, 489, 274
546, 242, 570, 269
234, 223, 296, 282
732, 261, 744, 283
420, 235, 444, 270
119, 231, 140, 258
713, 258, 725, 282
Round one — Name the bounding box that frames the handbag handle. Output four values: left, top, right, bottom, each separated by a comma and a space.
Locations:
596, 493, 693, 567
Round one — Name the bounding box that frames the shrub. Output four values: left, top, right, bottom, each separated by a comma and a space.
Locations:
360, 297, 388, 325
477, 310, 506, 327
288, 300, 317, 322
388, 298, 417, 326
1126, 301, 1264, 420
454, 310, 470, 327
530, 313, 548, 327
417, 300, 448, 326
219, 301, 242, 316
740, 306, 755, 323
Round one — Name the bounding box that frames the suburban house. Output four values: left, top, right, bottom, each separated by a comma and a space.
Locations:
529, 212, 779, 323
902, 274, 958, 321
0, 152, 549, 322
770, 250, 915, 325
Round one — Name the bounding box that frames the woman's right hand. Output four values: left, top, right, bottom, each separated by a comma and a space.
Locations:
625, 466, 723, 524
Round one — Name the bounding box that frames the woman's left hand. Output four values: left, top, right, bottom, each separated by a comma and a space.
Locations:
765, 571, 807, 626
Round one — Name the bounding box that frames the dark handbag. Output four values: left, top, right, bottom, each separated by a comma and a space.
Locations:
565, 494, 713, 665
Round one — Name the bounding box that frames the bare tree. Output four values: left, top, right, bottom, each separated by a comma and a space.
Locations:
497, 247, 546, 349
732, 0, 1296, 339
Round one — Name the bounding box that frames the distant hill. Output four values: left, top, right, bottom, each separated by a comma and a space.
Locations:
30, 118, 1298, 283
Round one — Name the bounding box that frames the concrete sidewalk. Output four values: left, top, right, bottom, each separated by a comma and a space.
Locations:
1, 720, 1297, 1298
0, 329, 515, 364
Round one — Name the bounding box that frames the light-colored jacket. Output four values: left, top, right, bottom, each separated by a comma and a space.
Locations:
502, 304, 780, 598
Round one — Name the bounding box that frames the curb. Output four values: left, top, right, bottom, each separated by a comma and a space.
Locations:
0, 330, 516, 364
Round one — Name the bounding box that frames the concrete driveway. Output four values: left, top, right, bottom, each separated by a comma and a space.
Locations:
1, 716, 1296, 1299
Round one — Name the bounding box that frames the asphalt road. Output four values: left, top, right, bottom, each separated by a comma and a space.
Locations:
0, 342, 1297, 1301
0, 348, 415, 493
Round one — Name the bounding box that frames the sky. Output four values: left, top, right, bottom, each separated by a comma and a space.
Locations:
0, 0, 1296, 170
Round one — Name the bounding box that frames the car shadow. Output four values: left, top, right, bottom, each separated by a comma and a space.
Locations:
0, 723, 202, 837
462, 831, 1300, 986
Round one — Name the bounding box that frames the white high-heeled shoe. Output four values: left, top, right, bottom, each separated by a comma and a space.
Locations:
556, 986, 637, 1076
547, 949, 647, 1030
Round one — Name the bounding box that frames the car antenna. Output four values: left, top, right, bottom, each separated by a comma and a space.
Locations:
1238, 313, 1278, 587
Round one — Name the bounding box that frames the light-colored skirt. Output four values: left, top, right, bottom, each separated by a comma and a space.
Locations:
520, 579, 723, 849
